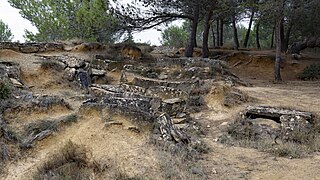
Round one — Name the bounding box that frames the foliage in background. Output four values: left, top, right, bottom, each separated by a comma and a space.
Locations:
161, 24, 188, 47
9, 0, 123, 43
0, 20, 13, 42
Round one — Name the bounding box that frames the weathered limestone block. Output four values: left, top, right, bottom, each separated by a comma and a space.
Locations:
44, 43, 64, 52
66, 57, 86, 68
132, 74, 197, 91
91, 84, 146, 94
244, 106, 314, 123
20, 45, 40, 53
146, 86, 189, 100
158, 113, 189, 144
102, 96, 160, 118
280, 115, 312, 142
0, 42, 20, 51
161, 98, 187, 115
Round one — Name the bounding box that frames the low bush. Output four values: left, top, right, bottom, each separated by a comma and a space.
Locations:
298, 64, 320, 80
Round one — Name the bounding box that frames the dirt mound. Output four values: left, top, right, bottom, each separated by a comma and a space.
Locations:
205, 82, 250, 111
0, 49, 23, 58
72, 42, 105, 52
226, 51, 313, 81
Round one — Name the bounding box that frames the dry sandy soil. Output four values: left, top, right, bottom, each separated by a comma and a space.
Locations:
0, 47, 320, 180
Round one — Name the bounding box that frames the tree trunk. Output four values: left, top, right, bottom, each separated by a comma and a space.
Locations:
211, 23, 216, 48
185, 5, 200, 57
275, 17, 282, 82
202, 11, 213, 58
270, 24, 275, 48
231, 15, 239, 50
283, 23, 292, 52
280, 19, 285, 52
243, 10, 255, 48
216, 19, 220, 47
287, 37, 320, 54
219, 19, 224, 47
256, 20, 261, 49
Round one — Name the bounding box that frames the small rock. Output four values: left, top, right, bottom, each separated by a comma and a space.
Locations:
207, 125, 211, 128
105, 121, 123, 127
175, 123, 188, 130
218, 122, 229, 131
91, 69, 106, 76
127, 126, 140, 133
64, 68, 76, 81
191, 167, 203, 175
176, 112, 186, 118
10, 78, 23, 88
158, 72, 168, 80
172, 118, 187, 124
212, 168, 217, 174
163, 98, 182, 104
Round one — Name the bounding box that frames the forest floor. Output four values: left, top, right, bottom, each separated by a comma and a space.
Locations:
0, 46, 320, 180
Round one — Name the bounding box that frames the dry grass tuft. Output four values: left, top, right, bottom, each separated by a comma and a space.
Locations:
40, 60, 65, 72
34, 140, 90, 180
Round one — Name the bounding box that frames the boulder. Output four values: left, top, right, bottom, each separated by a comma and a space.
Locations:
280, 115, 312, 142
64, 68, 76, 81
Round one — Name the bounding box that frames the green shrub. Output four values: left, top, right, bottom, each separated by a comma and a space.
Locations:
298, 64, 320, 80
0, 80, 10, 100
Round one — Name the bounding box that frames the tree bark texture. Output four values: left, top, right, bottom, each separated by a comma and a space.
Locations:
275, 16, 282, 81
243, 10, 255, 48
211, 24, 216, 48
231, 15, 239, 50
185, 5, 200, 57
255, 20, 261, 49
202, 11, 213, 58
283, 23, 292, 52
219, 19, 224, 47
280, 19, 285, 51
216, 19, 220, 47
